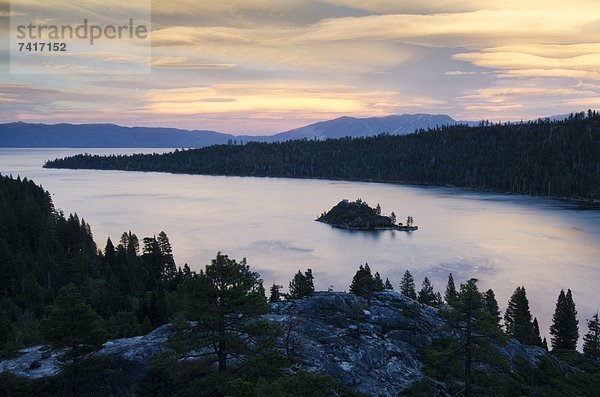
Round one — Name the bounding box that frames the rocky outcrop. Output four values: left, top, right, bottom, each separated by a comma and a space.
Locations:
268, 291, 443, 396
0, 291, 574, 396
0, 324, 172, 381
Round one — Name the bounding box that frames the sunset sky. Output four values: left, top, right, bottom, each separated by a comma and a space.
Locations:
1, 0, 599, 134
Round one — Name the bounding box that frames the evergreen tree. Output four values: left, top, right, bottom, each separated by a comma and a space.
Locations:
399, 270, 416, 299
288, 269, 315, 299
550, 289, 579, 351
583, 311, 600, 358
42, 283, 107, 396
349, 264, 373, 297
375, 203, 382, 215
417, 277, 437, 306
384, 278, 393, 290
21, 272, 45, 317
483, 289, 501, 329
372, 271, 384, 292
443, 278, 503, 397
433, 292, 443, 307
269, 283, 282, 303
390, 212, 396, 224
176, 253, 271, 373
504, 286, 537, 345
445, 273, 457, 305
104, 237, 116, 272
157, 231, 177, 284
532, 317, 543, 347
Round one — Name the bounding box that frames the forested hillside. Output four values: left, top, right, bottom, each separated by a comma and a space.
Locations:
45, 111, 600, 200
0, 174, 189, 355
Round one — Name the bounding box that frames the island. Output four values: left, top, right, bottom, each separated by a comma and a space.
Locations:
316, 199, 418, 231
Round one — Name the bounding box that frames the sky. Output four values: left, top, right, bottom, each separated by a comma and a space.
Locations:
1, 0, 600, 135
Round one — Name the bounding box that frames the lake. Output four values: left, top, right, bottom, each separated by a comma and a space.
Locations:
1, 148, 599, 345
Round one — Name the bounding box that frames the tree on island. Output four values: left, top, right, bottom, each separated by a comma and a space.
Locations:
375, 203, 382, 215
583, 311, 600, 358
390, 212, 396, 224
399, 270, 417, 299
406, 216, 414, 227
550, 289, 579, 351
289, 269, 315, 299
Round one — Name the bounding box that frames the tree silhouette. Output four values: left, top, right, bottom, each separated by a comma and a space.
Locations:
583, 311, 600, 358
176, 253, 270, 373
550, 289, 579, 351
399, 270, 416, 299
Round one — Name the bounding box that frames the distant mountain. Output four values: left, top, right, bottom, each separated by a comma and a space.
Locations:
0, 122, 235, 148
0, 114, 459, 148
266, 114, 458, 141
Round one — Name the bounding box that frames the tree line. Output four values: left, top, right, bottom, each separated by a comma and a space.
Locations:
45, 111, 600, 200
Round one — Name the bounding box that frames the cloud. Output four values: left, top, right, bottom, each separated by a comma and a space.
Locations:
151, 24, 414, 73
3, 0, 600, 130
152, 57, 236, 70
445, 71, 477, 76
141, 83, 421, 116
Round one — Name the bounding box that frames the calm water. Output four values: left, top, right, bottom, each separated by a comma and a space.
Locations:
1, 148, 599, 345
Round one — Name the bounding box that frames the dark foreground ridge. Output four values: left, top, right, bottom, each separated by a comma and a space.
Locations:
316, 199, 417, 231
45, 111, 600, 201
0, 291, 574, 396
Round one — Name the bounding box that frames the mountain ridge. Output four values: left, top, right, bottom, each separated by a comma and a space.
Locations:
0, 113, 460, 148
0, 112, 574, 148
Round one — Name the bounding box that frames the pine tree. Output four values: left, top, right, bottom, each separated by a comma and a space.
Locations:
483, 289, 501, 329
532, 317, 544, 347
373, 272, 384, 292
550, 289, 579, 351
42, 283, 107, 396
445, 273, 457, 305
289, 269, 315, 299
177, 253, 270, 373
157, 231, 177, 284
399, 270, 416, 299
445, 278, 502, 397
269, 283, 282, 303
417, 277, 437, 306
504, 286, 537, 345
345, 267, 386, 294
390, 212, 396, 224
583, 311, 600, 358
104, 237, 116, 270
384, 278, 393, 290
